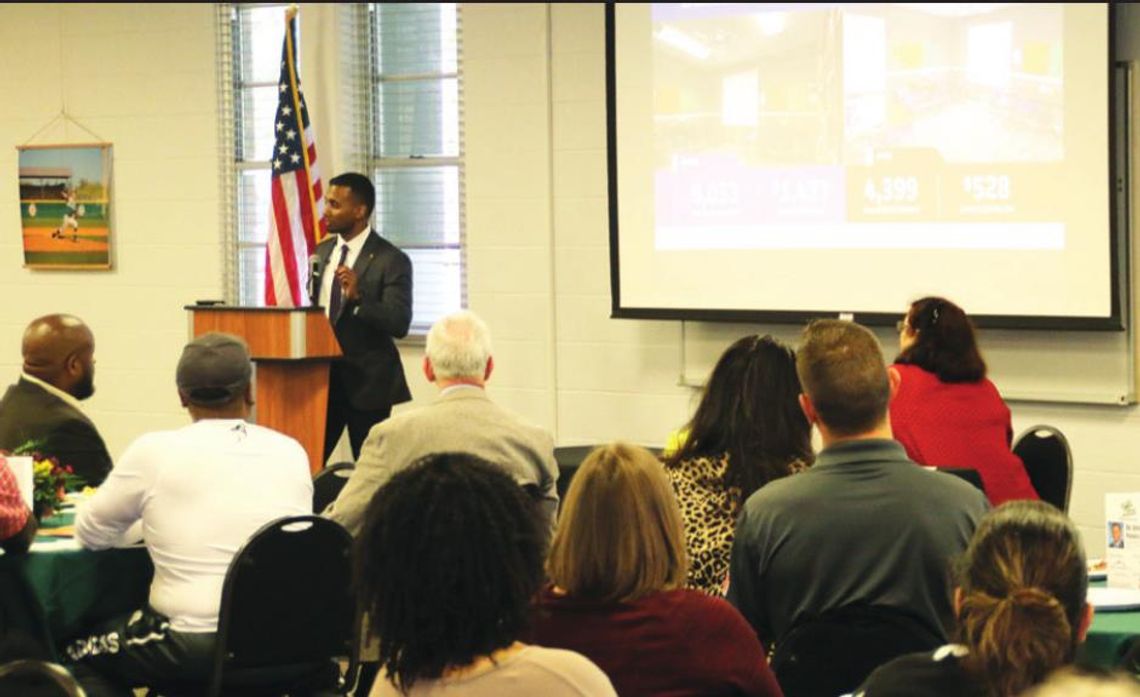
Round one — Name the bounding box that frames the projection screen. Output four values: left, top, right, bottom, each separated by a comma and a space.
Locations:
608, 3, 1120, 329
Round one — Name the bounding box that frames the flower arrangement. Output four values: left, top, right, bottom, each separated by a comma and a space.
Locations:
7, 439, 82, 520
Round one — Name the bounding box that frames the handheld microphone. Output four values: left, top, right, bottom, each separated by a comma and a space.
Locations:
307, 253, 320, 304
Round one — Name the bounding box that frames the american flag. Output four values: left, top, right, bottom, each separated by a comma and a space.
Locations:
264, 9, 326, 307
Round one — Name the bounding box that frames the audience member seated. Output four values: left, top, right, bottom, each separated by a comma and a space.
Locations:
728, 319, 990, 650
891, 296, 1039, 505
856, 500, 1093, 697
67, 333, 312, 697
664, 335, 814, 596
357, 452, 614, 697
527, 443, 783, 697
0, 455, 36, 553
0, 315, 111, 487
326, 310, 558, 536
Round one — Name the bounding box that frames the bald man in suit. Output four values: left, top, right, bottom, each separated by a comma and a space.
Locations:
0, 314, 111, 486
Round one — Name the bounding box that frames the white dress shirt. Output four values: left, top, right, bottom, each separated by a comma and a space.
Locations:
319, 227, 372, 317
74, 419, 313, 633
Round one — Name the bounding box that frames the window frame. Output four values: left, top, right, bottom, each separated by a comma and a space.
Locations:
368, 2, 466, 335
224, 2, 466, 334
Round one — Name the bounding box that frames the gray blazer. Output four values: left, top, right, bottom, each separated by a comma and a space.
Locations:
324, 387, 559, 536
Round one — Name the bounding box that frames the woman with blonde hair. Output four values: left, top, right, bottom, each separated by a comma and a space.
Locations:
527, 443, 783, 697
856, 500, 1093, 697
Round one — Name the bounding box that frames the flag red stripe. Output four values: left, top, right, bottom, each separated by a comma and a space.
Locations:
292, 170, 317, 257
271, 175, 303, 304
264, 245, 277, 305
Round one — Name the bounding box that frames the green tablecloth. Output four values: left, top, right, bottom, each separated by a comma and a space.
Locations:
0, 510, 152, 659
1078, 580, 1140, 668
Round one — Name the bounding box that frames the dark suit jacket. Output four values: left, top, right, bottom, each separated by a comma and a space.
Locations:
0, 377, 112, 487
312, 230, 413, 412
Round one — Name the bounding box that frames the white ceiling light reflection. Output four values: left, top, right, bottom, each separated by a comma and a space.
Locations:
654, 25, 711, 61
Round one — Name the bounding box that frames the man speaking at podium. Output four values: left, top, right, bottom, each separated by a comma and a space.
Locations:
313, 172, 412, 462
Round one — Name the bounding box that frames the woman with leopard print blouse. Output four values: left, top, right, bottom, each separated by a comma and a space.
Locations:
664, 335, 814, 596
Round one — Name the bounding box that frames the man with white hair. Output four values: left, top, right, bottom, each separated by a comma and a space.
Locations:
324, 310, 559, 536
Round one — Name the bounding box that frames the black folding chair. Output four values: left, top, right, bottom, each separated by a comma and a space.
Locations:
149, 516, 358, 697
936, 467, 985, 493
0, 659, 85, 697
1013, 425, 1073, 511
770, 603, 943, 697
313, 462, 356, 513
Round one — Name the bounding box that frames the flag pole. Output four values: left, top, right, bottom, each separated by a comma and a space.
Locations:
284, 4, 322, 249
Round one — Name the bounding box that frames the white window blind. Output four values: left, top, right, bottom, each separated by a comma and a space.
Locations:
230, 2, 288, 307
221, 3, 465, 332
372, 3, 465, 333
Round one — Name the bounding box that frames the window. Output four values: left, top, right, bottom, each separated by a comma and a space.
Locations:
371, 4, 464, 334
224, 3, 464, 333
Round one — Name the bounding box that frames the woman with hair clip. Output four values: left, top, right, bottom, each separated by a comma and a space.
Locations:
528, 443, 783, 697
891, 296, 1038, 504
855, 500, 1094, 697
356, 452, 615, 697
664, 334, 814, 595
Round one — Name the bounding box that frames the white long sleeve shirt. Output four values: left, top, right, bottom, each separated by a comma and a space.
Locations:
318, 228, 372, 315
75, 419, 313, 633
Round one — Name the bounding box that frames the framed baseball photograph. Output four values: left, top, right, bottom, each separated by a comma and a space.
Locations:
17, 143, 113, 270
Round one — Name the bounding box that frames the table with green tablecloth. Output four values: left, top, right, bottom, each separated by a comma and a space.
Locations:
1079, 580, 1140, 668
0, 510, 152, 659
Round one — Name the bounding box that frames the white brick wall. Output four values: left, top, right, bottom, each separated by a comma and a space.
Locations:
0, 4, 221, 457
460, 3, 557, 430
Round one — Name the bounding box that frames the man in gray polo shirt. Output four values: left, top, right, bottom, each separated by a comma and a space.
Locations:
727, 319, 989, 650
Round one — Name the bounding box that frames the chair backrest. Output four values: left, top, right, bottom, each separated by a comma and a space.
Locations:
211, 515, 356, 694
770, 603, 943, 697
0, 660, 86, 697
936, 467, 985, 493
313, 462, 355, 513
1012, 425, 1073, 511
552, 445, 663, 504
554, 446, 593, 504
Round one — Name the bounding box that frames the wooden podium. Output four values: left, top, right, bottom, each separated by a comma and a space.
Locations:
186, 306, 341, 474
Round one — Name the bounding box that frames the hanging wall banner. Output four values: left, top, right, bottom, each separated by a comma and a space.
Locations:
17, 143, 113, 270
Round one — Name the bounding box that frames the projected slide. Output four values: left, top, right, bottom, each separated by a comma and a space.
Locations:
612, 3, 1113, 321
652, 3, 1063, 250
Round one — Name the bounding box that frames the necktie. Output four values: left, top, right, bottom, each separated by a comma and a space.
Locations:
328, 244, 350, 320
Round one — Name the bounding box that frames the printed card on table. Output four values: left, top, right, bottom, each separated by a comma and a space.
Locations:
1105, 493, 1140, 587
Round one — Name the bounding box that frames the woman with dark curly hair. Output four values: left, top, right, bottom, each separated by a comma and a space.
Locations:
664, 334, 813, 595
856, 500, 1093, 697
891, 296, 1037, 504
356, 452, 615, 697
528, 443, 783, 697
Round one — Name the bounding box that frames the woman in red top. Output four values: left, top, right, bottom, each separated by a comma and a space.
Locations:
891, 296, 1038, 505
527, 443, 783, 697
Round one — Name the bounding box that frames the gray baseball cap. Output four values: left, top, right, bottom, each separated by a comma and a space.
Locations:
176, 332, 252, 406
